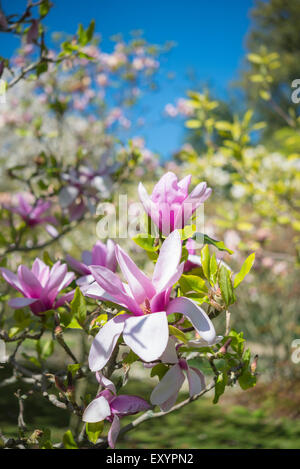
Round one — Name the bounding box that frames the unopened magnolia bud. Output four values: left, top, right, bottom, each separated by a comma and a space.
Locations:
54, 325, 63, 337
251, 355, 259, 374
219, 337, 232, 354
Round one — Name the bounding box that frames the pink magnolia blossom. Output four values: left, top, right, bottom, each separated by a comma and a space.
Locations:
82, 373, 150, 448
3, 194, 58, 236
85, 230, 216, 371
0, 259, 75, 316
138, 172, 212, 236
59, 165, 112, 221
66, 240, 117, 290
150, 357, 205, 411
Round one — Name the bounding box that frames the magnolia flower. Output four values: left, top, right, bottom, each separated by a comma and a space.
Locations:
138, 172, 212, 236
82, 373, 150, 448
0, 259, 75, 315
150, 357, 205, 411
66, 240, 117, 291
85, 230, 216, 371
3, 194, 58, 236
59, 165, 112, 221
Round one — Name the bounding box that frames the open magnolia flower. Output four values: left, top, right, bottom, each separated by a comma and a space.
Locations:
3, 194, 58, 237
66, 239, 116, 291
150, 356, 205, 411
138, 171, 211, 236
82, 373, 150, 448
85, 230, 216, 371
0, 259, 75, 315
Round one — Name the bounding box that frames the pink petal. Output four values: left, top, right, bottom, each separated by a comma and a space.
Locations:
167, 297, 216, 344
106, 239, 117, 272
116, 245, 156, 305
66, 255, 90, 276
159, 337, 178, 364
82, 395, 111, 423
123, 311, 169, 362
92, 241, 107, 266
186, 366, 205, 396
96, 372, 116, 395
108, 415, 120, 449
82, 250, 93, 265
18, 265, 42, 297
138, 182, 159, 227
31, 259, 50, 287
55, 289, 75, 307
0, 268, 24, 293
58, 271, 75, 291
150, 363, 185, 410
89, 265, 142, 315
152, 230, 182, 292
110, 395, 150, 415
88, 314, 127, 372
8, 297, 38, 308
84, 281, 118, 303
174, 182, 212, 229
177, 175, 192, 194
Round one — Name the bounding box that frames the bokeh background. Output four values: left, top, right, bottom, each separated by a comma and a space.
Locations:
0, 0, 300, 449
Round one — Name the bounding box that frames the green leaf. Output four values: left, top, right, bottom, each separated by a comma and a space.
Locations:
228, 330, 245, 356
41, 339, 54, 360
259, 90, 271, 101
213, 371, 228, 404
70, 287, 87, 325
185, 120, 201, 129
219, 265, 235, 306
63, 430, 78, 449
215, 121, 232, 131
195, 233, 233, 254
67, 363, 81, 377
123, 350, 139, 365
168, 325, 188, 344
234, 253, 255, 288
43, 251, 54, 267
150, 363, 169, 380
247, 53, 263, 64
39, 0, 51, 17
200, 245, 210, 280
177, 224, 196, 240
86, 421, 104, 444
179, 274, 208, 295
36, 61, 48, 77
132, 233, 159, 252
238, 368, 256, 390
86, 20, 95, 42
38, 428, 53, 449
209, 253, 218, 286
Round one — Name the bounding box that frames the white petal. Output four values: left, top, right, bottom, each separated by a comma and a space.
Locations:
123, 311, 169, 362
186, 366, 205, 396
88, 315, 127, 372
152, 230, 182, 292
159, 337, 178, 364
167, 297, 216, 344
150, 363, 184, 408
82, 396, 111, 423
108, 414, 120, 449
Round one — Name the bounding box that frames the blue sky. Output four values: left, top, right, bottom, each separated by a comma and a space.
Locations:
1, 0, 255, 158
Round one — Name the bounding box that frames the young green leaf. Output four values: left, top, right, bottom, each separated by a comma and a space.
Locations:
200, 244, 210, 280
86, 421, 104, 444
219, 265, 235, 306
234, 253, 255, 288
70, 287, 87, 325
